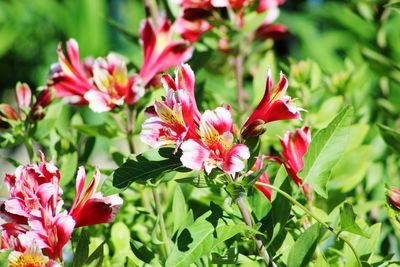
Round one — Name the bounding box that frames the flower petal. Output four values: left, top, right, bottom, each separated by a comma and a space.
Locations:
180, 139, 210, 171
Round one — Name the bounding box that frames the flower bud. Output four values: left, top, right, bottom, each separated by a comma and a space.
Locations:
240, 119, 266, 139
29, 89, 54, 122
15, 82, 32, 111
387, 186, 400, 210
0, 104, 18, 128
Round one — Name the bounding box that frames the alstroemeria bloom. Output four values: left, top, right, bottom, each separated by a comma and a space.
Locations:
49, 39, 143, 112
269, 126, 312, 199
69, 167, 123, 227
141, 64, 200, 148
1, 153, 62, 223
0, 153, 123, 263
139, 16, 193, 86
252, 156, 272, 201
180, 106, 250, 175
8, 241, 56, 267
174, 15, 212, 42
241, 69, 303, 138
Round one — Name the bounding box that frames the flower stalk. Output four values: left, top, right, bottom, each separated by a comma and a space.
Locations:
237, 196, 275, 266
255, 182, 362, 267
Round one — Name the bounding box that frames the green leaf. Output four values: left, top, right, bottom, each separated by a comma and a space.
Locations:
130, 240, 154, 264
72, 122, 120, 138
242, 11, 268, 33
85, 242, 104, 267
339, 203, 370, 238
113, 147, 189, 189
172, 185, 188, 234
60, 151, 78, 186
73, 230, 90, 267
299, 106, 353, 198
329, 145, 371, 192
377, 124, 400, 154
287, 223, 321, 267
166, 211, 214, 267
166, 210, 255, 267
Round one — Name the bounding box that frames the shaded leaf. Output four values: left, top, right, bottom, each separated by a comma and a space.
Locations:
287, 224, 321, 267
377, 124, 400, 154
340, 203, 370, 238
113, 147, 189, 189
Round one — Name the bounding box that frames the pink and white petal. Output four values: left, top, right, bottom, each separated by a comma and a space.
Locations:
15, 82, 32, 109
84, 90, 112, 113
140, 116, 169, 147
4, 198, 29, 218
180, 139, 209, 171
222, 144, 250, 175
201, 107, 233, 135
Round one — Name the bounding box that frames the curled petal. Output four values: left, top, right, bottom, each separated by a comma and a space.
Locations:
180, 139, 210, 171
221, 144, 250, 175
71, 194, 123, 227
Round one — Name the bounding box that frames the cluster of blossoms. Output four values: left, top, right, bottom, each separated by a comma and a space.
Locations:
140, 63, 309, 199
48, 16, 193, 113
174, 0, 287, 43
0, 83, 53, 129
0, 153, 122, 266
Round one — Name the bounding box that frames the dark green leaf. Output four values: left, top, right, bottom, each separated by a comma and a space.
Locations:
73, 230, 90, 267
377, 124, 400, 154
299, 106, 353, 198
287, 224, 321, 267
130, 240, 154, 264
113, 147, 189, 189
85, 242, 104, 267
340, 203, 370, 238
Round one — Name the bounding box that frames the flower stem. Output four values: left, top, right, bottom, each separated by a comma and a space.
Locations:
237, 196, 275, 266
152, 187, 170, 259
23, 137, 35, 161
255, 182, 362, 267
234, 54, 246, 119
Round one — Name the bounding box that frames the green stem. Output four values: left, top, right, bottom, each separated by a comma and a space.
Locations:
255, 182, 362, 267
144, 0, 159, 26
23, 137, 35, 161
152, 187, 170, 259
237, 196, 275, 266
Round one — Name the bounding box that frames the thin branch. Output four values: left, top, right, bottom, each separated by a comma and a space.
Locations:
255, 182, 362, 267
237, 196, 275, 266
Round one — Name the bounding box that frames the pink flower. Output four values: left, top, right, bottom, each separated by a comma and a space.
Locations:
69, 167, 123, 228
269, 127, 312, 198
27, 210, 75, 261
174, 15, 212, 42
0, 152, 123, 262
140, 64, 200, 148
49, 39, 143, 112
15, 83, 32, 111
176, 0, 213, 9
2, 152, 61, 223
180, 107, 250, 175
241, 69, 303, 138
49, 39, 95, 104
139, 16, 194, 86
252, 156, 272, 201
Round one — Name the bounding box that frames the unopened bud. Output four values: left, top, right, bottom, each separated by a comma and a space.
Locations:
387, 186, 400, 210
240, 119, 266, 139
